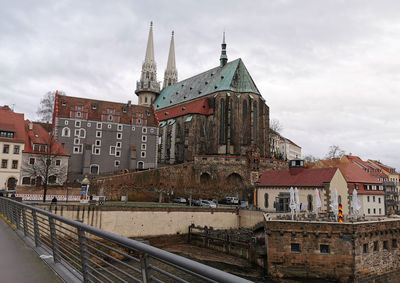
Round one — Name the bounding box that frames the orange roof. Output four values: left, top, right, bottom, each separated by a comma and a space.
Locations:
319, 158, 381, 184
257, 167, 338, 187
23, 121, 69, 156
0, 106, 25, 143
155, 97, 213, 121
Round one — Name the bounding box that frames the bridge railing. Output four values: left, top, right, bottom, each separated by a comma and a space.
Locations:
0, 197, 252, 283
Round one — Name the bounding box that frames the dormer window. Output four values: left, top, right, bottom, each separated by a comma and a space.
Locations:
0, 131, 14, 139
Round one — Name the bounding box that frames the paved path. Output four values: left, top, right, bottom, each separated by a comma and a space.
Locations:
0, 219, 63, 283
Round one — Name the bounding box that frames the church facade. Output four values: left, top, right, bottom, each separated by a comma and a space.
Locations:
135, 24, 271, 166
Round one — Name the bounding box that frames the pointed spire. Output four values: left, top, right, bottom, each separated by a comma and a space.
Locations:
136, 21, 160, 106
163, 30, 178, 89
144, 21, 155, 64
220, 31, 228, 67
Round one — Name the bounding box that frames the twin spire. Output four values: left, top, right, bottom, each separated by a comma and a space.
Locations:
137, 22, 228, 106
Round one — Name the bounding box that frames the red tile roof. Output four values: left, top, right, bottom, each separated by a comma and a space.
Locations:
0, 106, 25, 143
155, 97, 213, 121
319, 159, 381, 184
23, 121, 69, 156
53, 93, 157, 126
257, 167, 338, 187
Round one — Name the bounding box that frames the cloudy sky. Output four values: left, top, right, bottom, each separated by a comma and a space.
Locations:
1, 0, 399, 169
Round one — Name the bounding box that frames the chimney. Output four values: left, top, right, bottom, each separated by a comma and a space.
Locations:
28, 122, 33, 130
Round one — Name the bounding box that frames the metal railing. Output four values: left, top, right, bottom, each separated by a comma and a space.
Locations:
0, 197, 252, 283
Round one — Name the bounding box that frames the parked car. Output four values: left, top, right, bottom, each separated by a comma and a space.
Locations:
191, 199, 201, 206
218, 197, 239, 205
172, 197, 187, 204
200, 200, 217, 208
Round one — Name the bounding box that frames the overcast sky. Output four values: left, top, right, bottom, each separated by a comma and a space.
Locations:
1, 0, 399, 169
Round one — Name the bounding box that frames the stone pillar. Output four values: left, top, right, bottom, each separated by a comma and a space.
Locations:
170, 123, 176, 164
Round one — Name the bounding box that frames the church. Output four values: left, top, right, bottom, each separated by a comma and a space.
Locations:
136, 22, 271, 165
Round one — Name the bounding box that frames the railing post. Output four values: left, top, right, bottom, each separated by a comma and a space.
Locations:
140, 253, 152, 283
32, 210, 41, 247
49, 217, 60, 263
22, 207, 28, 237
77, 227, 89, 282
16, 204, 21, 230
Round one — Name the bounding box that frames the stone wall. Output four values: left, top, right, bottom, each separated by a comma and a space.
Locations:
265, 219, 400, 283
37, 204, 240, 238
92, 157, 288, 201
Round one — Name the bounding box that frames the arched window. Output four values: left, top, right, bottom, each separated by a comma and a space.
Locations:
137, 161, 144, 170
264, 193, 269, 208
307, 194, 313, 211
253, 101, 258, 143
79, 128, 86, 138
219, 99, 225, 144
62, 127, 70, 137
168, 78, 171, 85
242, 100, 249, 145
146, 71, 149, 79
90, 165, 99, 175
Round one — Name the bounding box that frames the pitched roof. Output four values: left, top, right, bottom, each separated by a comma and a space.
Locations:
342, 155, 389, 179
0, 106, 25, 143
154, 58, 260, 110
155, 97, 213, 121
318, 159, 381, 184
23, 121, 69, 156
257, 167, 338, 187
54, 94, 157, 127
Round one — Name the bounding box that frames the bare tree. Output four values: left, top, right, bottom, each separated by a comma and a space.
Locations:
37, 90, 65, 123
270, 118, 283, 134
22, 133, 67, 202
303, 154, 319, 163
325, 145, 345, 159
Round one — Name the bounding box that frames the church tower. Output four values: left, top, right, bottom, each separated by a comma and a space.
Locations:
220, 32, 228, 67
136, 22, 160, 106
163, 31, 178, 89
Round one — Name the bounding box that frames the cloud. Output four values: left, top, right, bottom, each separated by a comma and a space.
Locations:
1, 0, 399, 169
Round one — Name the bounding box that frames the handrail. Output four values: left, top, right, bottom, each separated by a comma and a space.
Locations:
0, 197, 252, 283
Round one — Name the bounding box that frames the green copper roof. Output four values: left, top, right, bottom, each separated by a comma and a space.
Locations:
154, 58, 260, 110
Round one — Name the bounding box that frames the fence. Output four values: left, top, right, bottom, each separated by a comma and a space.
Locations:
0, 197, 252, 283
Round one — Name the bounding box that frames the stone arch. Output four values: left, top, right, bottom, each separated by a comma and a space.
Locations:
226, 173, 244, 190
200, 172, 211, 185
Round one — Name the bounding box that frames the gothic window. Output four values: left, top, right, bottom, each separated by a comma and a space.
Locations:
307, 194, 313, 211
253, 101, 258, 143
146, 71, 149, 79
168, 78, 171, 86
264, 193, 269, 208
219, 99, 225, 144
145, 97, 148, 103
242, 100, 249, 145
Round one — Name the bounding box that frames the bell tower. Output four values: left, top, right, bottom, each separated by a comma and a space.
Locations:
136, 22, 160, 106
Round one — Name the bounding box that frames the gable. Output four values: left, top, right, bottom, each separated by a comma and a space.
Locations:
154, 58, 260, 110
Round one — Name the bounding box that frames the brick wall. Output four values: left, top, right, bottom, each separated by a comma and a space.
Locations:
265, 220, 400, 283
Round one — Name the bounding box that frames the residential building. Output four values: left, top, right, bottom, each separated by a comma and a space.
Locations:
256, 159, 350, 215
52, 94, 158, 182
367, 159, 400, 213
270, 130, 301, 160
342, 155, 399, 215
20, 121, 69, 186
316, 158, 385, 217
0, 106, 25, 192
